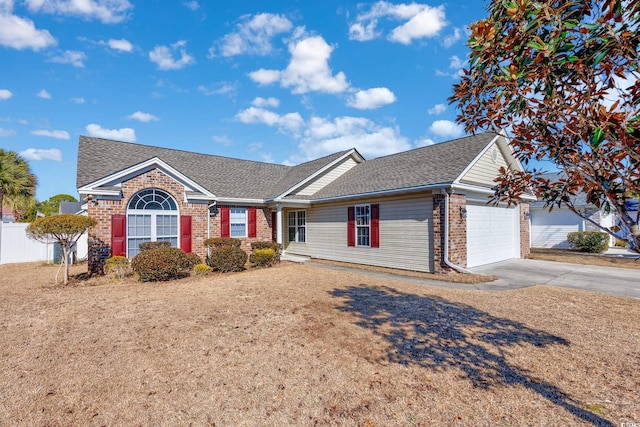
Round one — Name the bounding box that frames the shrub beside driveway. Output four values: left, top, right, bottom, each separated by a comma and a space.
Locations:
1, 262, 638, 426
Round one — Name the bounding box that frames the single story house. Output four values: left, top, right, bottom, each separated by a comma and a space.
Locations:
76, 131, 534, 275
530, 173, 616, 249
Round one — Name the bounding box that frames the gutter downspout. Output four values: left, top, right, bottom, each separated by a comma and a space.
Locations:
441, 189, 472, 274
207, 201, 217, 258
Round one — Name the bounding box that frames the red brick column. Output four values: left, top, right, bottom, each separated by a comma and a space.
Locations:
432, 193, 467, 274
520, 202, 531, 259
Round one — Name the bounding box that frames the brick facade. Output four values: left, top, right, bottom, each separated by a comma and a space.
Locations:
87, 168, 273, 274
432, 193, 467, 274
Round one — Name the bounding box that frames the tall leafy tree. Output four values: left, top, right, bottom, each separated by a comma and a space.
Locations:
0, 149, 37, 222
27, 214, 97, 285
450, 0, 640, 252
38, 193, 78, 217
4, 194, 38, 222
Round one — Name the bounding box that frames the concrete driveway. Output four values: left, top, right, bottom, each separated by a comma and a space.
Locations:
471, 259, 640, 299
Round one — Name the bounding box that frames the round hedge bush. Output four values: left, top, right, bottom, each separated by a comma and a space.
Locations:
208, 246, 247, 272
250, 248, 277, 268
131, 247, 190, 282
138, 241, 171, 252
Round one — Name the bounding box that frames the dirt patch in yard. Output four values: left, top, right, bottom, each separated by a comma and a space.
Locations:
530, 248, 640, 270
1, 262, 638, 426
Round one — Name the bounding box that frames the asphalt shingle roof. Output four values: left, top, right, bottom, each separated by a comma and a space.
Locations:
76, 136, 348, 199
309, 132, 499, 199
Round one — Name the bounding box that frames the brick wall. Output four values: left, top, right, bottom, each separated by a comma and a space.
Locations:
432, 193, 467, 274
520, 202, 531, 258
86, 169, 275, 274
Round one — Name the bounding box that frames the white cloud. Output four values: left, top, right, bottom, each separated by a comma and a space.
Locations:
0, 127, 16, 137
347, 87, 396, 110
0, 9, 56, 50
427, 103, 446, 115
349, 1, 447, 44
429, 120, 463, 138
248, 69, 281, 85
212, 135, 233, 147
183, 1, 199, 10
71, 97, 85, 104
435, 55, 468, 79
127, 111, 159, 123
149, 40, 194, 70
85, 123, 136, 142
250, 35, 349, 94
442, 27, 462, 48
24, 0, 132, 24
299, 116, 411, 160
31, 129, 70, 139
36, 89, 51, 99
49, 50, 87, 67
198, 82, 237, 96
251, 97, 279, 108
415, 137, 435, 147
211, 13, 292, 57
108, 38, 133, 52
19, 148, 62, 161
235, 107, 304, 134
0, 89, 12, 100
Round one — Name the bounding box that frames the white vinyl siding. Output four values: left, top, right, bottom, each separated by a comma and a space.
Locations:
466, 203, 519, 267
459, 144, 509, 187
285, 194, 433, 272
295, 158, 358, 196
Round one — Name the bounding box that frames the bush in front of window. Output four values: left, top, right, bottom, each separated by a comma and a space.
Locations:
104, 256, 131, 280
203, 237, 241, 249
207, 246, 247, 273
131, 247, 190, 282
139, 241, 171, 252
567, 231, 609, 253
250, 248, 277, 268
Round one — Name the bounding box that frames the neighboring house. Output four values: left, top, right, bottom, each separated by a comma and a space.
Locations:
76, 131, 535, 275
1, 206, 15, 223
529, 173, 616, 248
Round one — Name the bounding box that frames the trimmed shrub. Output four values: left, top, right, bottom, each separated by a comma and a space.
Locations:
139, 241, 171, 252
131, 247, 190, 282
250, 248, 277, 268
183, 252, 202, 269
104, 256, 131, 280
567, 231, 609, 253
208, 246, 247, 272
203, 237, 241, 249
250, 241, 281, 255
194, 263, 212, 275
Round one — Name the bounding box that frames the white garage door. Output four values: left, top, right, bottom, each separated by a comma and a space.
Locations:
467, 203, 519, 268
530, 208, 581, 249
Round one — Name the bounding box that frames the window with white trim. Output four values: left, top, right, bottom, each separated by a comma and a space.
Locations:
230, 208, 247, 238
288, 210, 306, 243
126, 189, 179, 258
355, 204, 370, 247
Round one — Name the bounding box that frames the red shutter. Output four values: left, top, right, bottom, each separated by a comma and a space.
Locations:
180, 215, 192, 253
220, 207, 230, 238
371, 204, 380, 248
111, 214, 126, 257
248, 208, 257, 238
271, 211, 277, 242
347, 207, 355, 247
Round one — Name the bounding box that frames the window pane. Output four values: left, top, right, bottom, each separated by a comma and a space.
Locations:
357, 227, 370, 246
298, 226, 306, 243
230, 223, 246, 238
288, 212, 296, 227
128, 214, 151, 237
288, 227, 296, 242
297, 211, 306, 226
157, 237, 178, 247
128, 237, 151, 258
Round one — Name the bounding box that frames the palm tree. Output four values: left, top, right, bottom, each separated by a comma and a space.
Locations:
0, 149, 37, 222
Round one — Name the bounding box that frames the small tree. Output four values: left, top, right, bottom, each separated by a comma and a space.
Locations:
26, 214, 97, 285
0, 149, 37, 222
450, 0, 640, 253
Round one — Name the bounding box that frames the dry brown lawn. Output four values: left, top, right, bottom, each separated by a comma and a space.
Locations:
1, 261, 639, 426
530, 248, 640, 270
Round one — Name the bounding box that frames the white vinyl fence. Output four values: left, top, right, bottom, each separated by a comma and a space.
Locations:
0, 222, 88, 265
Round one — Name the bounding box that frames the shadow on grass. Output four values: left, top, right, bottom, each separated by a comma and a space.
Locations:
332, 285, 613, 427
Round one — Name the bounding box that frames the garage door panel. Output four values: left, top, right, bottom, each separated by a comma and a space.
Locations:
467, 204, 518, 268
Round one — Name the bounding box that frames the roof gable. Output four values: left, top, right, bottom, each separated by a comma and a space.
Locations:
456, 134, 522, 188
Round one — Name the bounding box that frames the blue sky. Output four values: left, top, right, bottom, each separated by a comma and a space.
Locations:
0, 0, 489, 201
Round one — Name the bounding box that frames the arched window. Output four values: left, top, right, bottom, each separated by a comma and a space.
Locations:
126, 189, 179, 257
